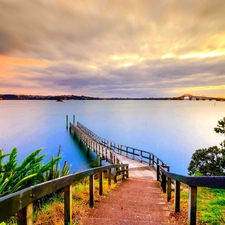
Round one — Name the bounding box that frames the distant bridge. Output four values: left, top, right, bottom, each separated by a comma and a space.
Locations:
172, 94, 225, 101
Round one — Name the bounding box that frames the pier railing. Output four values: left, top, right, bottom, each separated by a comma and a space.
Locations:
77, 122, 167, 170
70, 123, 126, 165
157, 165, 225, 225
0, 164, 128, 225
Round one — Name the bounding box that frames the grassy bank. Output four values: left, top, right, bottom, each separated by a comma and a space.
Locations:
169, 185, 225, 225
1, 177, 117, 225
34, 177, 118, 225
2, 179, 225, 224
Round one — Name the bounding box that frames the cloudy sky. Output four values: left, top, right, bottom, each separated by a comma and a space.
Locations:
0, 0, 225, 98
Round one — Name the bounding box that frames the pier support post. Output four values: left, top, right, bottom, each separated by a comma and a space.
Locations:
66, 115, 68, 129
73, 115, 75, 125
98, 156, 102, 166
87, 147, 90, 157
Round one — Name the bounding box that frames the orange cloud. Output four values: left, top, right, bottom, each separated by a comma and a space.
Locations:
0, 55, 47, 77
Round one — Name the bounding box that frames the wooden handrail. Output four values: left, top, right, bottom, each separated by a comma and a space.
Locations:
157, 165, 225, 225
0, 164, 129, 224
70, 123, 123, 165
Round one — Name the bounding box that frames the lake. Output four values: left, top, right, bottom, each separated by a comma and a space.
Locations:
0, 100, 224, 175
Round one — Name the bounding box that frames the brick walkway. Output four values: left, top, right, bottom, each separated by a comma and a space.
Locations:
79, 156, 178, 225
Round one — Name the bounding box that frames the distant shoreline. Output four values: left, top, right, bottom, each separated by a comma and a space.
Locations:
0, 94, 224, 101
0, 94, 170, 100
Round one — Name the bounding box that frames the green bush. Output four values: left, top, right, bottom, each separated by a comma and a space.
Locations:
0, 147, 71, 197
188, 117, 225, 176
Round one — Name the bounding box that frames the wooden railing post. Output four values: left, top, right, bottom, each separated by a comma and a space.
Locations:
167, 177, 171, 202
89, 175, 94, 208
99, 171, 103, 196
188, 186, 197, 225
105, 147, 107, 160
175, 181, 180, 212
157, 165, 160, 181
132, 149, 135, 160
64, 185, 72, 224
140, 151, 142, 162
162, 173, 166, 193
114, 168, 117, 183
108, 168, 111, 186
110, 152, 112, 164
126, 165, 129, 178
17, 203, 33, 225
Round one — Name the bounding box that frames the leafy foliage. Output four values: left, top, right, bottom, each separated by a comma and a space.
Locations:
188, 146, 225, 176
214, 117, 225, 148
214, 117, 225, 135
0, 146, 71, 197
188, 117, 225, 176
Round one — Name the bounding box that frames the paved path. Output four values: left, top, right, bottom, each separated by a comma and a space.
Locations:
114, 153, 157, 180
79, 178, 175, 225
79, 155, 177, 225
72, 124, 177, 224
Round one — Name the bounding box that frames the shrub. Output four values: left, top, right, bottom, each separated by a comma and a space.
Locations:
0, 146, 71, 197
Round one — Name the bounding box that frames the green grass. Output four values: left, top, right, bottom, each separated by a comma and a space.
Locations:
169, 185, 225, 224
1, 175, 116, 225
197, 188, 225, 225
33, 177, 117, 225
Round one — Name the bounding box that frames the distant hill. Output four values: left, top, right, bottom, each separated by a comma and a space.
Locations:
0, 94, 169, 100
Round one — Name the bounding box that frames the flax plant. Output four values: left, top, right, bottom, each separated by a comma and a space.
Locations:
0, 146, 71, 197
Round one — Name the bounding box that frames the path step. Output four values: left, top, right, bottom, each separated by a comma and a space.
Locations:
79, 178, 175, 225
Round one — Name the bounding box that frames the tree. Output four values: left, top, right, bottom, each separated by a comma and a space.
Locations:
188, 146, 225, 176
214, 117, 225, 148
188, 117, 225, 176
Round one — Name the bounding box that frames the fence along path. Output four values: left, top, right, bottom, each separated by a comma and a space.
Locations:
70, 122, 176, 224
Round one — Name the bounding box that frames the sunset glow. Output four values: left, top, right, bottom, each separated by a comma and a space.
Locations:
0, 0, 224, 97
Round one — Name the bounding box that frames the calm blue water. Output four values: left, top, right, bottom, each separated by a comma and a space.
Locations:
0, 100, 224, 175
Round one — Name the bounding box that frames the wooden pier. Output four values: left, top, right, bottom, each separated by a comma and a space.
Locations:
69, 122, 174, 224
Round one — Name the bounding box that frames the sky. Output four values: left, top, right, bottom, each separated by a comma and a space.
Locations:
0, 0, 225, 98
